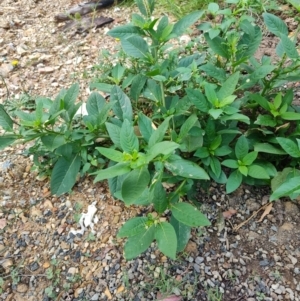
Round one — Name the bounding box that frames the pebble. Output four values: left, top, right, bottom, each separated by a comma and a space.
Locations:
195, 256, 204, 264
90, 293, 100, 300
16, 283, 28, 293
193, 263, 200, 273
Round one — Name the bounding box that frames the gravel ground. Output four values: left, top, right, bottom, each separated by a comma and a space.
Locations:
1, 1, 300, 301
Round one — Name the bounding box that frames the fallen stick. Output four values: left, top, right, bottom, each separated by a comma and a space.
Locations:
55, 0, 114, 23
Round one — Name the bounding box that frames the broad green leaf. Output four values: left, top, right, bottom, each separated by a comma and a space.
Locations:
194, 147, 209, 159
96, 147, 124, 162
122, 166, 150, 205
236, 26, 262, 60
138, 112, 154, 142
107, 25, 144, 39
209, 169, 227, 184
156, 16, 169, 38
120, 119, 139, 153
250, 65, 276, 81
106, 122, 121, 149
281, 34, 298, 59
86, 92, 105, 115
64, 83, 79, 110
90, 82, 113, 93
143, 79, 163, 103
179, 114, 198, 139
205, 83, 218, 106
235, 136, 248, 160
286, 0, 300, 11
281, 112, 300, 120
254, 143, 286, 155
248, 165, 270, 179
208, 2, 219, 13
151, 181, 168, 213
277, 137, 300, 158
50, 154, 81, 196
50, 88, 66, 115
41, 135, 66, 152
136, 0, 154, 17
238, 165, 248, 176
124, 225, 155, 260
155, 222, 177, 260
146, 141, 179, 162
222, 159, 238, 169
255, 115, 276, 127
263, 13, 288, 37
214, 146, 232, 156
111, 63, 126, 83
270, 176, 300, 201
217, 72, 239, 100
210, 156, 221, 178
171, 202, 211, 227
209, 108, 223, 119
165, 155, 209, 180
199, 63, 226, 82
170, 215, 191, 252
250, 94, 269, 111
0, 135, 18, 150
186, 88, 210, 112
226, 170, 243, 193
121, 36, 150, 59
271, 167, 299, 192
208, 28, 220, 39
0, 105, 13, 131
111, 86, 133, 122
219, 95, 236, 108
204, 33, 230, 59
172, 10, 204, 37
14, 111, 36, 126
133, 187, 151, 206
274, 92, 282, 109
130, 74, 147, 101
242, 151, 258, 165
117, 217, 148, 238
148, 116, 172, 148
93, 162, 131, 182
220, 113, 250, 124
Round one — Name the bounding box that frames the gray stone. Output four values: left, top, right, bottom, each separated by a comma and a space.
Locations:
193, 263, 200, 273
195, 257, 204, 264
90, 293, 100, 300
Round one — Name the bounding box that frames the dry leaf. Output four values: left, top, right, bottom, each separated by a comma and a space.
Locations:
104, 287, 112, 300
222, 208, 237, 219
156, 293, 182, 301
0, 218, 7, 229
258, 202, 273, 222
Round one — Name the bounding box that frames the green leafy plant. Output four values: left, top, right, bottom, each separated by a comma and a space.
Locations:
0, 0, 300, 261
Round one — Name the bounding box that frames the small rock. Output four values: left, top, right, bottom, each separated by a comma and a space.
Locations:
74, 288, 83, 298
67, 267, 77, 275
288, 255, 297, 265
16, 283, 28, 293
2, 258, 13, 269
38, 66, 55, 74
184, 241, 197, 254
248, 231, 260, 240
29, 261, 40, 271
193, 263, 200, 273
195, 256, 204, 264
91, 293, 100, 300
0, 63, 13, 77
284, 202, 299, 216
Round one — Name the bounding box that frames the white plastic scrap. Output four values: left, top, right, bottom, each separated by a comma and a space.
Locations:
74, 103, 88, 117
69, 201, 98, 237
